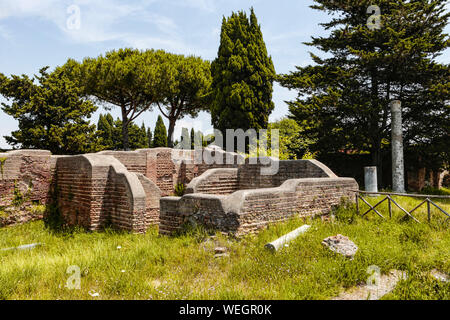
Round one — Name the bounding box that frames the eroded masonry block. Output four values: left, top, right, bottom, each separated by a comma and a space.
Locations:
0, 150, 56, 207
1, 147, 358, 236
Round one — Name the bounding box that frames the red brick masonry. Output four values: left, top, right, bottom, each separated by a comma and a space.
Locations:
160, 158, 358, 236
0, 149, 358, 235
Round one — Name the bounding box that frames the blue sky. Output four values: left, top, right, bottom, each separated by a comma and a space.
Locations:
0, 0, 448, 149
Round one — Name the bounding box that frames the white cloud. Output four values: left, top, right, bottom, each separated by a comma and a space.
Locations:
0, 0, 190, 50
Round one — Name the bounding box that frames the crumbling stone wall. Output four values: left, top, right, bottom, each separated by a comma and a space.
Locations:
98, 151, 147, 175
0, 150, 55, 207
99, 148, 244, 196
160, 177, 358, 236
185, 158, 338, 196
1, 147, 358, 236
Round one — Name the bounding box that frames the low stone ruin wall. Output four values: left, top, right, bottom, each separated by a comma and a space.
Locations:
159, 177, 358, 236
185, 158, 339, 195
1, 147, 358, 236
0, 150, 56, 207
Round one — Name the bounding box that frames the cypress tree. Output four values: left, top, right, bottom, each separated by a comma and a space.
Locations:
190, 128, 195, 150
97, 114, 114, 150
211, 8, 276, 146
153, 115, 168, 147
140, 123, 149, 148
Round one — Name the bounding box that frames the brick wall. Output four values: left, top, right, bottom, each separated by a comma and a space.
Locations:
237, 158, 337, 190
159, 177, 358, 236
1, 147, 357, 236
98, 151, 147, 175
136, 173, 162, 228
0, 150, 55, 207
185, 168, 239, 195
55, 155, 148, 233
185, 158, 338, 196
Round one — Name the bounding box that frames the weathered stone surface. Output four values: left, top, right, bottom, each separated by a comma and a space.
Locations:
430, 269, 449, 283
1, 147, 357, 236
322, 234, 358, 259
161, 173, 358, 236
332, 270, 407, 300
0, 150, 55, 208
0, 206, 44, 227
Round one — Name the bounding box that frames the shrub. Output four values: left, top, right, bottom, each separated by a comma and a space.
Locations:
174, 183, 186, 197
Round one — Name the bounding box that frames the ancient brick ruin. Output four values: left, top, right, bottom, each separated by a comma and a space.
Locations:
0, 148, 358, 235
160, 158, 357, 235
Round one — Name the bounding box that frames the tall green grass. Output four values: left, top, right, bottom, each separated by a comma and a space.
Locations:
0, 199, 448, 300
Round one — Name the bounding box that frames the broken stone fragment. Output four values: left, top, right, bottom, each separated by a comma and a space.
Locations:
430, 269, 449, 283
322, 234, 358, 259
214, 247, 227, 254
214, 253, 230, 259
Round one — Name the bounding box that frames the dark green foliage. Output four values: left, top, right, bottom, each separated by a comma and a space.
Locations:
139, 123, 149, 149
0, 67, 100, 154
153, 115, 168, 148
97, 113, 150, 151
190, 128, 195, 150
279, 0, 450, 187
211, 8, 276, 142
97, 114, 114, 149
268, 118, 314, 160
174, 183, 186, 197
178, 128, 205, 149
65, 48, 210, 149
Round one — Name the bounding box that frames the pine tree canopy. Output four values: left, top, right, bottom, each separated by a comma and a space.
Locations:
211, 8, 276, 138
156, 54, 211, 148
68, 48, 168, 150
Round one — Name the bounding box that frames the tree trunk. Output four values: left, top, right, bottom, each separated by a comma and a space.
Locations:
121, 107, 130, 151
167, 118, 176, 148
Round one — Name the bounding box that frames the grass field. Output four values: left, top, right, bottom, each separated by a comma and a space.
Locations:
0, 197, 449, 300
